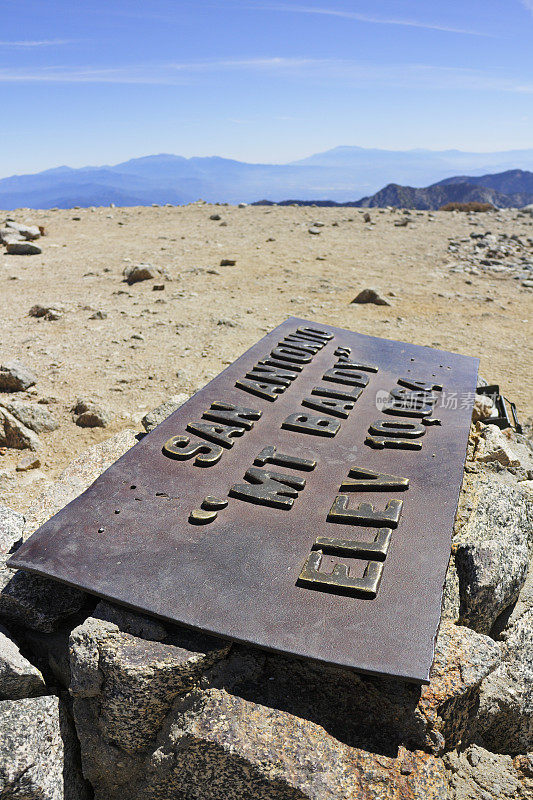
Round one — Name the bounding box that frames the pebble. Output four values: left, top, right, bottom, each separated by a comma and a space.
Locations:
209, 214, 221, 221
220, 258, 237, 266
123, 264, 161, 284
89, 310, 107, 319
351, 288, 391, 306
16, 454, 41, 472
28, 304, 64, 321
308, 227, 321, 235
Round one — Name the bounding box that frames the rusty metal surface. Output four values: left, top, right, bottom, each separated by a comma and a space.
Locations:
8, 318, 479, 683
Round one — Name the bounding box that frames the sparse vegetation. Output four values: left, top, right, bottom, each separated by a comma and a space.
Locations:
439, 202, 495, 212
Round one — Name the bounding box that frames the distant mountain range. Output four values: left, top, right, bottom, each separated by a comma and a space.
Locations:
2, 147, 533, 209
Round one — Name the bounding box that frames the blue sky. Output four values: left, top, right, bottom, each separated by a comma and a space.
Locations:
0, 0, 532, 176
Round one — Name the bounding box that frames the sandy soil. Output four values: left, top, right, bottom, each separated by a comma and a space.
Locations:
1, 203, 531, 511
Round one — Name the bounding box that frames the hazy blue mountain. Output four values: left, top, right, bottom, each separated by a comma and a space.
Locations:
1, 148, 533, 209
435, 169, 533, 195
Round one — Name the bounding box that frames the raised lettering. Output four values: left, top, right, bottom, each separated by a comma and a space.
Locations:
229, 467, 306, 509
282, 413, 340, 437
202, 401, 262, 430
254, 445, 316, 471
340, 467, 409, 492
187, 421, 246, 448
327, 496, 403, 528
302, 395, 354, 419
298, 551, 383, 598
235, 378, 285, 401
162, 435, 223, 467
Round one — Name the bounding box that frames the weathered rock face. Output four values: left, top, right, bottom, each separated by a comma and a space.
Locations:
0, 624, 46, 699
454, 471, 533, 633
141, 393, 190, 432
0, 694, 91, 800
0, 399, 59, 433
69, 606, 231, 799
444, 744, 533, 799
0, 406, 41, 450
0, 360, 37, 392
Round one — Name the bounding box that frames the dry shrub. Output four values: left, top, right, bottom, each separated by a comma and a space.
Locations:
439, 202, 495, 212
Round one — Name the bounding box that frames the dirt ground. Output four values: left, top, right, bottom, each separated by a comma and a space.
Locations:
1, 203, 531, 512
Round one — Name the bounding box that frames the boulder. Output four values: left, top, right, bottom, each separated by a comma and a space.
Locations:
0, 624, 46, 699
28, 303, 65, 321
69, 608, 231, 798
5, 221, 41, 240
454, 472, 533, 633
0, 399, 58, 433
0, 407, 40, 450
141, 393, 190, 432
0, 360, 37, 392
476, 425, 521, 467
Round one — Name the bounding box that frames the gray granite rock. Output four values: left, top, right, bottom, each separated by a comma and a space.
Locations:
69, 610, 231, 797
136, 688, 448, 800
454, 472, 533, 633
141, 393, 190, 432
123, 264, 160, 284
0, 399, 58, 433
0, 505, 24, 556
0, 624, 46, 699
0, 695, 64, 798
444, 744, 533, 799
351, 288, 391, 305
5, 222, 41, 240
0, 360, 37, 392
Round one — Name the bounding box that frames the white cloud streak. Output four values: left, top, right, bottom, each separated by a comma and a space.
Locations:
0, 39, 77, 47
0, 58, 530, 94
249, 4, 496, 36
521, 0, 533, 12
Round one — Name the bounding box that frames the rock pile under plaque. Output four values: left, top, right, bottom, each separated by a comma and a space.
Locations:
0, 414, 532, 799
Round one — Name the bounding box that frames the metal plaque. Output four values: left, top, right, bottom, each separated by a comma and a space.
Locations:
8, 318, 478, 683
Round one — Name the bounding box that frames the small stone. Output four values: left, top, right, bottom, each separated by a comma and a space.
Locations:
216, 318, 238, 327
89, 310, 107, 319
5, 222, 41, 240
152, 284, 165, 291
16, 454, 41, 471
351, 288, 391, 306
5, 241, 42, 255
0, 361, 36, 392
0, 408, 40, 450
395, 218, 409, 227
308, 226, 321, 234
0, 624, 45, 699
209, 213, 221, 220
71, 398, 112, 428
141, 394, 190, 432
521, 279, 533, 288
238, 202, 247, 208
123, 264, 160, 284
220, 258, 236, 266
0, 400, 58, 434
363, 212, 371, 223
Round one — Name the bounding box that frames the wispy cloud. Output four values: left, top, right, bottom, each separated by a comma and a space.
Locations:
249, 4, 496, 36
0, 58, 531, 94
521, 0, 533, 12
0, 39, 77, 47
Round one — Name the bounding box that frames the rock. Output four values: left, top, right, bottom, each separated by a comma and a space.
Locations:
29, 303, 65, 320
140, 688, 448, 800
141, 394, 189, 432
0, 360, 37, 392
5, 222, 41, 240
0, 694, 91, 800
238, 202, 247, 208
395, 218, 409, 227
351, 288, 391, 306
521, 203, 533, 215
122, 264, 160, 284
445, 745, 533, 799
0, 696, 63, 797
5, 241, 42, 255
69, 610, 231, 797
0, 228, 22, 244
308, 226, 321, 234
0, 624, 46, 699
209, 213, 221, 220
363, 212, 371, 223
0, 506, 24, 557
0, 407, 41, 450
472, 394, 494, 422
71, 398, 112, 428
0, 400, 58, 433
16, 454, 41, 471
476, 425, 520, 467
89, 310, 107, 319
0, 431, 138, 633
454, 472, 533, 633
23, 428, 138, 537
219, 258, 236, 266
151, 284, 165, 291
522, 279, 533, 288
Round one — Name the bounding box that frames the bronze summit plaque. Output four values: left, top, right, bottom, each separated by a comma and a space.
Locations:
8, 318, 479, 683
